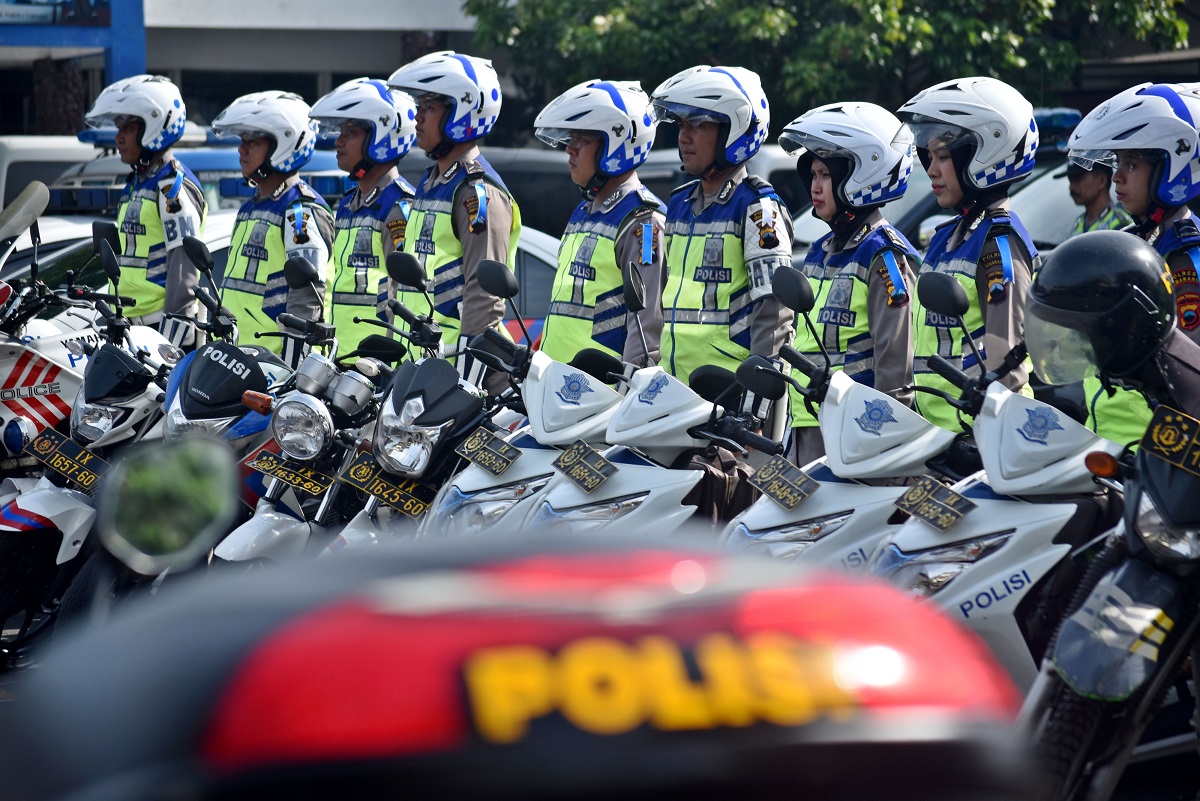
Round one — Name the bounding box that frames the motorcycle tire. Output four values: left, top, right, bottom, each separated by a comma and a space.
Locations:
1035, 683, 1107, 801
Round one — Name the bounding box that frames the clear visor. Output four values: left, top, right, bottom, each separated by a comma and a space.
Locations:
778, 131, 849, 159
86, 113, 136, 129
211, 122, 273, 141
652, 100, 725, 127
1025, 314, 1098, 385
1068, 149, 1118, 171
903, 118, 976, 153
311, 118, 366, 138
535, 127, 573, 149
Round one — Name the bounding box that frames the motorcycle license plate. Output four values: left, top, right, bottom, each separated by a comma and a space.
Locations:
338, 452, 438, 519
245, 451, 334, 496
893, 475, 976, 532
748, 454, 819, 511
455, 426, 521, 477
25, 428, 110, 490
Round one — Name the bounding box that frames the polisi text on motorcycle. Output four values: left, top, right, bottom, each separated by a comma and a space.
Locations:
205, 347, 251, 379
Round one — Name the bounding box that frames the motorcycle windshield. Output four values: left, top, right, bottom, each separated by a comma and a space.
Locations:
83, 344, 152, 402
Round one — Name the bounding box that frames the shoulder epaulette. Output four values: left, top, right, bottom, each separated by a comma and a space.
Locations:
670, 178, 700, 196
636, 186, 666, 211
463, 159, 487, 180
1174, 217, 1200, 240
744, 174, 777, 196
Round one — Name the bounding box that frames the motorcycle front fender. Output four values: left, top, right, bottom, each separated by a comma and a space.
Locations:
213, 506, 310, 563
1052, 558, 1188, 701
0, 483, 96, 565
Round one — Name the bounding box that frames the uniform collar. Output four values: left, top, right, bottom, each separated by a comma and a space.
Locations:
255, 172, 302, 203
425, 146, 481, 190
949, 196, 1009, 249
348, 166, 401, 210
589, 174, 642, 215
688, 165, 749, 210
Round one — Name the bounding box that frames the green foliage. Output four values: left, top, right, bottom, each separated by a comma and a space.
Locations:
464, 0, 1189, 144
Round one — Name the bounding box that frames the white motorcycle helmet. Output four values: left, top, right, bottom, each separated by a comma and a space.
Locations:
211, 91, 318, 177
897, 76, 1038, 192
310, 78, 418, 172
85, 74, 187, 153
651, 65, 770, 172
1067, 82, 1200, 212
534, 79, 659, 199
387, 51, 501, 154
779, 101, 914, 208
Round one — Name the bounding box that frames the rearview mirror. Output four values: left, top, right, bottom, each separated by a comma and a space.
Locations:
622, 262, 646, 313
476, 258, 519, 300
182, 235, 215, 277
771, 265, 815, 314
95, 439, 239, 577
917, 271, 970, 319
0, 181, 49, 244
92, 221, 120, 264
283, 256, 319, 290
735, 355, 788, 400
385, 251, 428, 292
98, 240, 121, 282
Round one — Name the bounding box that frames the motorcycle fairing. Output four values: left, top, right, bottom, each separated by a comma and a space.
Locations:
180, 341, 269, 419
523, 350, 622, 445
0, 478, 95, 564
82, 344, 153, 403
1052, 558, 1187, 701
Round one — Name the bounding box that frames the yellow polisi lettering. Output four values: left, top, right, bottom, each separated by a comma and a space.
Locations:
462, 633, 857, 743
463, 646, 554, 744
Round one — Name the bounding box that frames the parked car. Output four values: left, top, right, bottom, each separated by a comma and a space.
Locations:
0, 136, 96, 210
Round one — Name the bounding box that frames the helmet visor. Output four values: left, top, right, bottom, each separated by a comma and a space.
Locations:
1025, 313, 1098, 385
777, 131, 853, 160
211, 122, 273, 141
902, 117, 977, 153
652, 100, 725, 127
1069, 149, 1118, 171
311, 118, 366, 138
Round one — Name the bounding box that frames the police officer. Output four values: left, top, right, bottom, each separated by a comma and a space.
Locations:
1067, 162, 1131, 235
1068, 82, 1200, 343
1026, 230, 1200, 421
650, 65, 794, 438
533, 79, 666, 366
778, 102, 920, 466
84, 75, 207, 350
897, 76, 1040, 433
1059, 82, 1200, 444
387, 52, 522, 389
309, 78, 418, 356
210, 91, 334, 369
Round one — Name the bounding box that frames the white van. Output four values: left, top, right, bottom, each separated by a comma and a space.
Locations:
0, 136, 97, 210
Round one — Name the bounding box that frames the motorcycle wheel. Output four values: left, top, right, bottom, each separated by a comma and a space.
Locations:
1035, 684, 1106, 801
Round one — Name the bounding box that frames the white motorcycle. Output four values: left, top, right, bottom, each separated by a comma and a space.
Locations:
866, 272, 1124, 692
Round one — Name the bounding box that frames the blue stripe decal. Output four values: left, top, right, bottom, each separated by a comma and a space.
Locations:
881, 249, 908, 303
641, 222, 653, 265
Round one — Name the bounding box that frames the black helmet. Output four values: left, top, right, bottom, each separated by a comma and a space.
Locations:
1026, 229, 1175, 384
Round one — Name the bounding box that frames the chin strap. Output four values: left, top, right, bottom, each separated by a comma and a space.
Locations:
1133, 205, 1170, 239
580, 170, 607, 201
425, 137, 455, 161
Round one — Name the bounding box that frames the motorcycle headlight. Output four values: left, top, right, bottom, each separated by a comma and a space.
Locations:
721, 511, 853, 559
1135, 491, 1200, 561
70, 387, 127, 444
164, 397, 235, 441
868, 531, 1013, 597
425, 474, 554, 538
269, 394, 333, 461
374, 396, 451, 476
528, 492, 650, 534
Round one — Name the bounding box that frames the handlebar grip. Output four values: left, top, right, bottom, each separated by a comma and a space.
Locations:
94, 299, 115, 321
733, 426, 784, 456
483, 326, 518, 358
277, 312, 307, 331
779, 345, 819, 378
387, 298, 420, 328
928, 354, 970, 390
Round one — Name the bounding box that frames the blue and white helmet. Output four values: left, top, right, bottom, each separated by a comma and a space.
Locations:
85, 74, 186, 152
651, 65, 770, 169
779, 102, 914, 208
211, 91, 317, 174
310, 78, 417, 164
1068, 82, 1200, 209
534, 80, 658, 177
898, 76, 1038, 191
387, 51, 501, 144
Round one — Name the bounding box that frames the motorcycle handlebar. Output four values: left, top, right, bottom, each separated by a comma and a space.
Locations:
387, 298, 421, 328
277, 312, 306, 331
780, 345, 820, 379
730, 425, 784, 456
929, 354, 971, 390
